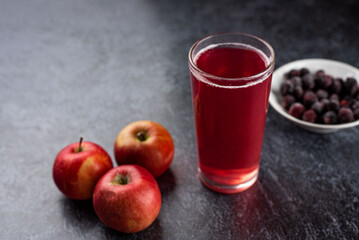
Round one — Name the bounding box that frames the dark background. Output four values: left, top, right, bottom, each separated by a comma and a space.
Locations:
1, 0, 358, 239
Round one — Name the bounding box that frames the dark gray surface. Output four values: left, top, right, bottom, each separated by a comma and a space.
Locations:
1, 0, 358, 239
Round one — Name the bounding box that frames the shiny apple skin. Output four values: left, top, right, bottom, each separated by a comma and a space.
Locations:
93, 165, 161, 233
53, 141, 113, 200
114, 120, 174, 178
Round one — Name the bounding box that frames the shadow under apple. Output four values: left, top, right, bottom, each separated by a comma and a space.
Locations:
156, 168, 177, 199
60, 197, 98, 231
102, 218, 163, 240
60, 195, 164, 239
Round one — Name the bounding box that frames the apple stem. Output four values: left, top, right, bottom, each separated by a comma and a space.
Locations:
112, 173, 130, 185
137, 131, 147, 142
78, 136, 83, 152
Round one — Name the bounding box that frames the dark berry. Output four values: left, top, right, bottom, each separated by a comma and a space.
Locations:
338, 108, 354, 123
302, 109, 317, 123
300, 68, 310, 77
303, 90, 317, 107
289, 103, 305, 118
322, 111, 338, 124
351, 101, 359, 110
331, 78, 343, 94
294, 85, 304, 99
354, 108, 359, 120
350, 85, 359, 97
325, 75, 333, 89
315, 70, 325, 78
340, 99, 350, 108
316, 89, 328, 100
280, 80, 294, 95
321, 98, 330, 111
314, 75, 328, 89
344, 77, 357, 92
328, 99, 340, 112
302, 74, 315, 89
311, 101, 325, 115
329, 93, 339, 102
281, 95, 296, 110
290, 76, 302, 86
288, 69, 301, 78
343, 95, 355, 107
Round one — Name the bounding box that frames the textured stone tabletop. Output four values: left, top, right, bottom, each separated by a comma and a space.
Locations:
1, 0, 358, 239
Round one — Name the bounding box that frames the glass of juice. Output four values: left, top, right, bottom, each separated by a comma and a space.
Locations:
188, 32, 275, 193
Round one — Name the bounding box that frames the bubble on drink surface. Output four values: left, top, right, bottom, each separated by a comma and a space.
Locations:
191, 43, 272, 89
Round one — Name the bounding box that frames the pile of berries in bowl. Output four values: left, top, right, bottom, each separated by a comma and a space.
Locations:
281, 69, 359, 124
269, 59, 359, 133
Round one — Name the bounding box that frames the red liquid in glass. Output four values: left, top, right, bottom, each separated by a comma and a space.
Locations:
190, 45, 272, 191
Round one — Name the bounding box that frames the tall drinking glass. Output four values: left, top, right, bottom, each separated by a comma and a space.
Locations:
188, 32, 275, 193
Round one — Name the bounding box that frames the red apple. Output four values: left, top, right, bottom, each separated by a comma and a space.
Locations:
93, 165, 161, 233
53, 137, 113, 200
114, 120, 174, 178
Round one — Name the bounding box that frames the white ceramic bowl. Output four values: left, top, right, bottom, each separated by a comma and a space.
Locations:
269, 58, 359, 133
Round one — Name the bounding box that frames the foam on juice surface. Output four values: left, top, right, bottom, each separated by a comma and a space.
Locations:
192, 43, 272, 89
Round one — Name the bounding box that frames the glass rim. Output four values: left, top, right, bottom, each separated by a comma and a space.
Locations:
188, 32, 276, 83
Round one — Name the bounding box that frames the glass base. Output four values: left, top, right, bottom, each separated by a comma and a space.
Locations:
198, 168, 258, 194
